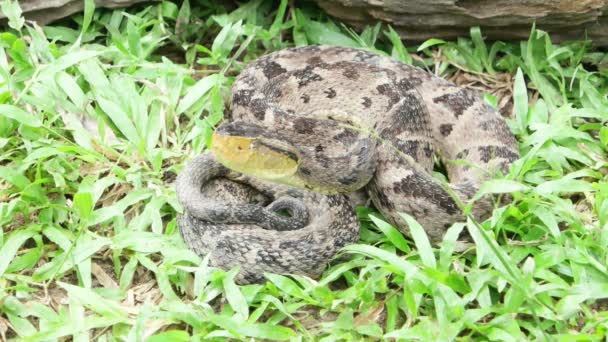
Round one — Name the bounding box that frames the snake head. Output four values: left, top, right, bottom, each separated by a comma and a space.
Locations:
211, 122, 302, 182
211, 118, 377, 193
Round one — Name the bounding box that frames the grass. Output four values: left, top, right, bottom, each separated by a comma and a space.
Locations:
0, 0, 607, 340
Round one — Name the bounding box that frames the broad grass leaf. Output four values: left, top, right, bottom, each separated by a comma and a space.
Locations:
292, 28, 307, 46
557, 283, 608, 318
384, 295, 398, 332
470, 179, 530, 205
343, 244, 420, 278
384, 319, 443, 340
401, 283, 420, 318
269, 0, 289, 37
6, 247, 41, 274
112, 231, 168, 254
129, 197, 166, 233
0, 44, 9, 73
223, 269, 249, 320
146, 330, 190, 342
203, 83, 225, 148
39, 50, 104, 80
33, 235, 110, 281
325, 308, 353, 331
1, 0, 24, 31
529, 98, 548, 125
524, 28, 562, 110
73, 191, 93, 220
385, 26, 412, 64
536, 178, 596, 195
21, 147, 63, 167
356, 323, 383, 338
295, 11, 357, 48
211, 21, 242, 58
504, 287, 526, 314
58, 282, 126, 318
318, 259, 367, 286
399, 213, 435, 268
43, 27, 80, 44
56, 72, 87, 109
369, 214, 410, 253
77, 58, 110, 91
263, 273, 316, 303
176, 73, 221, 114
57, 111, 94, 149
156, 265, 180, 301
0, 166, 31, 189
438, 223, 465, 271
6, 313, 38, 338
0, 104, 41, 127
599, 126, 608, 148
42, 226, 73, 251
89, 175, 119, 204
145, 106, 162, 154
19, 312, 125, 342
96, 96, 140, 143
203, 310, 295, 340
466, 218, 519, 283
90, 189, 152, 225
69, 296, 89, 342
81, 0, 95, 35
110, 75, 147, 133
257, 294, 301, 323
357, 22, 382, 47
547, 46, 573, 61
598, 182, 608, 228
483, 93, 498, 108
160, 1, 179, 19
77, 256, 92, 289
447, 41, 483, 73
0, 227, 37, 277
423, 268, 470, 294
532, 206, 561, 238
248, 299, 269, 324
470, 27, 492, 73
176, 0, 190, 32
119, 256, 138, 291
417, 38, 446, 51
513, 67, 529, 133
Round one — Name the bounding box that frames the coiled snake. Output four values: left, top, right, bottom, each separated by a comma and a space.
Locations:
176, 46, 519, 283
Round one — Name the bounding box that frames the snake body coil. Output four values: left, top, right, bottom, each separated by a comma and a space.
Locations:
176, 153, 359, 283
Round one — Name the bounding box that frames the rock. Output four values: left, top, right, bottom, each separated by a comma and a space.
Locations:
6, 0, 607, 45
313, 0, 608, 45
1, 0, 153, 25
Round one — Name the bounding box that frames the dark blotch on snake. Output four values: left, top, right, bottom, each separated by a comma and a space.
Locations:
432, 89, 477, 118
439, 123, 453, 136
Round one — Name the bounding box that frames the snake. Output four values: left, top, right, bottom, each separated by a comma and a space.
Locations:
175, 45, 519, 283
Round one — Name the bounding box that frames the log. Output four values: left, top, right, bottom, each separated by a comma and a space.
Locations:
313, 0, 608, 45
1, 0, 153, 25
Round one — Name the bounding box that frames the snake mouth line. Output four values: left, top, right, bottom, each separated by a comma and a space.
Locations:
255, 141, 299, 162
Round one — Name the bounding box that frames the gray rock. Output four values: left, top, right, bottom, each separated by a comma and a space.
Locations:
314, 0, 608, 45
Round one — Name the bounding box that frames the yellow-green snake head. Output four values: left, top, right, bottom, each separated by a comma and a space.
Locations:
210, 120, 377, 193
212, 125, 301, 183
